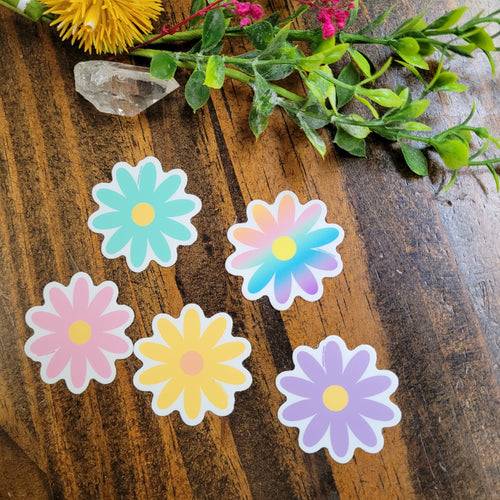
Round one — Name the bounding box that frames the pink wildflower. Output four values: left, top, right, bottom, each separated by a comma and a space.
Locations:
318, 11, 337, 38
309, 0, 355, 39
249, 4, 263, 19
234, 1, 251, 15
231, 0, 263, 26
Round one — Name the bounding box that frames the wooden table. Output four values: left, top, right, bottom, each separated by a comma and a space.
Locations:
1, 0, 499, 498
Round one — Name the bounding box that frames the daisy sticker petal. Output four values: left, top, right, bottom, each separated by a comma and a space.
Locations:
276, 336, 401, 463
226, 191, 344, 310
25, 272, 134, 394
88, 156, 201, 273
134, 304, 252, 425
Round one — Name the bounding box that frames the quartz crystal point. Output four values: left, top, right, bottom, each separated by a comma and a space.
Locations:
74, 61, 180, 117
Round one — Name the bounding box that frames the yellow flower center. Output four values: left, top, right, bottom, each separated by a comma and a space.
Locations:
68, 320, 92, 345
132, 202, 155, 226
322, 385, 349, 412
180, 351, 204, 376
272, 236, 296, 261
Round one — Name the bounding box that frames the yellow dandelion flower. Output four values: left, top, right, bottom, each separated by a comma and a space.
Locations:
40, 0, 163, 54
134, 305, 252, 425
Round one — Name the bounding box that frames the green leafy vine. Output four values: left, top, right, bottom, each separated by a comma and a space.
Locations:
131, 2, 500, 191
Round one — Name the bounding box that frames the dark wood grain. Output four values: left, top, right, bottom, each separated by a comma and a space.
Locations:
1, 0, 499, 498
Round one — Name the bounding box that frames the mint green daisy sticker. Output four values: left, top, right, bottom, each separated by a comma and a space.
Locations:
88, 157, 201, 272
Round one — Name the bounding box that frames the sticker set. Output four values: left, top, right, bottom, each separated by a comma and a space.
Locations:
24, 156, 401, 463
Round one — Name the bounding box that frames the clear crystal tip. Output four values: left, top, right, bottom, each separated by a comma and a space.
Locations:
74, 61, 180, 117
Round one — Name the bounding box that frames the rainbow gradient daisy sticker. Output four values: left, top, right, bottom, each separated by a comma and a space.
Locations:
226, 191, 344, 310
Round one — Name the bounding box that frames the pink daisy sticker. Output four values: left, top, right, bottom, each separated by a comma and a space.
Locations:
276, 336, 401, 463
25, 272, 134, 394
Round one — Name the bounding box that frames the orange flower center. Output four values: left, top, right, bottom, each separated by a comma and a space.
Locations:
180, 350, 204, 376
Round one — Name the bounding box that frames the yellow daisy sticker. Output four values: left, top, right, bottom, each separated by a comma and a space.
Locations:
133, 304, 252, 425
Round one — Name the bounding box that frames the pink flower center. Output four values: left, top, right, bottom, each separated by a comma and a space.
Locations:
68, 320, 92, 345
180, 350, 204, 376
272, 236, 297, 261
322, 384, 349, 411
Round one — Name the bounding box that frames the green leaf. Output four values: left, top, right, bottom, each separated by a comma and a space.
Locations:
418, 41, 435, 56
306, 67, 331, 107
202, 9, 226, 50
402, 122, 432, 131
334, 127, 366, 157
188, 0, 206, 29
322, 43, 350, 64
434, 82, 468, 93
360, 57, 392, 85
307, 65, 337, 110
357, 4, 395, 35
465, 28, 495, 51
454, 129, 472, 144
398, 141, 428, 175
348, 47, 371, 77
373, 127, 399, 141
432, 139, 470, 169
397, 51, 429, 70
298, 116, 327, 157
361, 88, 403, 107
396, 37, 420, 56
310, 40, 349, 64
150, 52, 177, 80
301, 94, 330, 129
426, 7, 468, 31
385, 99, 430, 121
244, 21, 274, 50
486, 163, 500, 192
185, 69, 210, 111
355, 95, 379, 118
232, 46, 297, 81
395, 9, 427, 34
336, 62, 359, 108
313, 35, 336, 55
396, 60, 425, 84
249, 73, 277, 138
264, 12, 281, 26
441, 170, 458, 193
397, 86, 409, 102
345, 0, 358, 29
452, 43, 476, 55
430, 71, 458, 87
204, 55, 225, 88
482, 49, 496, 76
473, 127, 490, 139
339, 115, 370, 139
299, 53, 325, 72
261, 22, 291, 56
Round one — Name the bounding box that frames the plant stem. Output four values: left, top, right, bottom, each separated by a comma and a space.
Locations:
469, 159, 500, 165
132, 49, 304, 102
313, 69, 357, 91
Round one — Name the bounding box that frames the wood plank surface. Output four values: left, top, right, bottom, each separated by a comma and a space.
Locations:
0, 0, 499, 498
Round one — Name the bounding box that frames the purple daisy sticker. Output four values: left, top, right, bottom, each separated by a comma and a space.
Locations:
276, 336, 401, 463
